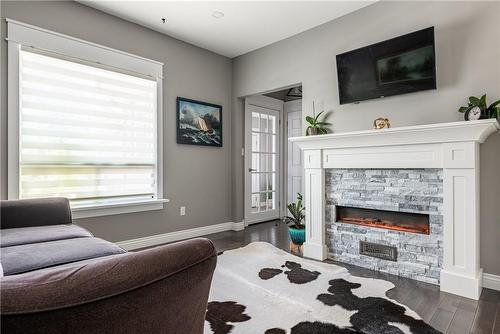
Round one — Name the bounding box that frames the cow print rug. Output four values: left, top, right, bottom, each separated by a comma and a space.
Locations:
204, 242, 441, 334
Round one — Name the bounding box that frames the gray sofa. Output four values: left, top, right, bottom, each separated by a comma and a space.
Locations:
1, 198, 126, 276
0, 198, 217, 334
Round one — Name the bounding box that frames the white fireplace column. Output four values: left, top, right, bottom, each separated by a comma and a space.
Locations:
291, 120, 499, 300
441, 141, 482, 299
303, 150, 328, 260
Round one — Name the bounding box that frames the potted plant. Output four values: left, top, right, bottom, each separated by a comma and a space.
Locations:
282, 193, 306, 245
458, 94, 500, 120
305, 102, 331, 135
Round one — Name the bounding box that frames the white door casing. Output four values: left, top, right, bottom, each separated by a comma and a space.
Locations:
285, 100, 303, 206
244, 96, 282, 224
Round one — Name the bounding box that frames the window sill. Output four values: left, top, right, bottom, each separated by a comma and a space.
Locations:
71, 199, 169, 219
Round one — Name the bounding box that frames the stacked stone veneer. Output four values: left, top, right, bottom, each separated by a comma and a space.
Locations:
325, 169, 443, 285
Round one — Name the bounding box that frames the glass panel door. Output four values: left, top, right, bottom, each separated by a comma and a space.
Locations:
250, 112, 277, 214
245, 98, 280, 224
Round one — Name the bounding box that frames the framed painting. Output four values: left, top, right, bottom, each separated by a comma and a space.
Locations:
176, 97, 222, 147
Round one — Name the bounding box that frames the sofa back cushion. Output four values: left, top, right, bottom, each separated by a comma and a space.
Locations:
1, 198, 72, 229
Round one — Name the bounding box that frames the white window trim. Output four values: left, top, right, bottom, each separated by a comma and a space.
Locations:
71, 199, 170, 219
6, 19, 167, 218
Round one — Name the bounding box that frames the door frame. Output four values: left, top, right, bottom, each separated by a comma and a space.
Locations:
244, 95, 283, 225
283, 99, 303, 213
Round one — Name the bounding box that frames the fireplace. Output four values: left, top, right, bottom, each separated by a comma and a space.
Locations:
336, 206, 430, 235
290, 119, 499, 299
325, 168, 443, 285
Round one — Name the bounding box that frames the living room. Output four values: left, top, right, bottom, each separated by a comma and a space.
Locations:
1, 1, 499, 333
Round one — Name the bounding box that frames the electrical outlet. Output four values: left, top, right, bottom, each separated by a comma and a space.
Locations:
180, 206, 186, 216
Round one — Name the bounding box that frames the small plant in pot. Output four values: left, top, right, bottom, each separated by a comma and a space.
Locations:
305, 102, 331, 135
282, 193, 306, 245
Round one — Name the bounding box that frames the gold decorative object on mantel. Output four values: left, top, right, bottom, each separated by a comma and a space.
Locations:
373, 117, 391, 129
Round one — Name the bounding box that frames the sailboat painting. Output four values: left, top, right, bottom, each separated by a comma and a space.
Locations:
176, 97, 222, 147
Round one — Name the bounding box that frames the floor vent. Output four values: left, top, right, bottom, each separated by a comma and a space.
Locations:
359, 241, 397, 261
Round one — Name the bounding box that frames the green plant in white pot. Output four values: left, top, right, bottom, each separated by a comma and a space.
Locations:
305, 111, 331, 135
305, 102, 331, 135
282, 193, 306, 245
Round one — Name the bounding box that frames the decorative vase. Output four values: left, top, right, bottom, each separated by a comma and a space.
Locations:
306, 127, 318, 136
288, 226, 306, 245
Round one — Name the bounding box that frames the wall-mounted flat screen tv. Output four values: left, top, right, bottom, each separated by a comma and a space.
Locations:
336, 27, 436, 105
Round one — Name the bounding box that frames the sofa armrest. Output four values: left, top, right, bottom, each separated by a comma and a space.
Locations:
0, 197, 72, 229
1, 238, 217, 334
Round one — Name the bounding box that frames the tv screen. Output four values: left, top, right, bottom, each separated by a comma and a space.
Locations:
336, 27, 436, 105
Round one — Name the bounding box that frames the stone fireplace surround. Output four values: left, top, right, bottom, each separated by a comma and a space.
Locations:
326, 168, 443, 285
289, 119, 499, 300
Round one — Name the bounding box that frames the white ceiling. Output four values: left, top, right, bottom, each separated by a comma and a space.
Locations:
78, 1, 375, 58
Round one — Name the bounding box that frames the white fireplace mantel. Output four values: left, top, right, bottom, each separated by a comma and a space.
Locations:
289, 119, 499, 299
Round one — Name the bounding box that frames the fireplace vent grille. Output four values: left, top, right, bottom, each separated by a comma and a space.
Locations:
359, 241, 397, 261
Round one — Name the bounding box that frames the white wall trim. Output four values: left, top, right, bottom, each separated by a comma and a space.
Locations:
283, 99, 303, 217
72, 199, 169, 219
6, 19, 163, 74
116, 221, 245, 251
483, 273, 500, 291
7, 37, 20, 200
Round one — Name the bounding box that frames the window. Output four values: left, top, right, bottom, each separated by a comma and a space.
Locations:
8, 19, 165, 218
19, 49, 158, 205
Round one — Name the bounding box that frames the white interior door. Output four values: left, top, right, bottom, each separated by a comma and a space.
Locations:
287, 109, 303, 205
245, 96, 282, 224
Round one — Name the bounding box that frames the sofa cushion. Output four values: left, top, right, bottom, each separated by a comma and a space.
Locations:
1, 224, 93, 248
1, 197, 72, 229
1, 238, 126, 276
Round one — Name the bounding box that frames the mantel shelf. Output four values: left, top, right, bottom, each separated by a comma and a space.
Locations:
289, 119, 499, 150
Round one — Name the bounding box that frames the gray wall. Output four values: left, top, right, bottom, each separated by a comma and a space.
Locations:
1, 1, 499, 275
0, 1, 233, 242
231, 1, 500, 275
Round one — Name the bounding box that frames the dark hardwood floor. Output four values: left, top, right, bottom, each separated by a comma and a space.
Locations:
202, 220, 500, 334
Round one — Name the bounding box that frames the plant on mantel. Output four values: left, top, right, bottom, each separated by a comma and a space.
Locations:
305, 102, 331, 135
458, 94, 500, 120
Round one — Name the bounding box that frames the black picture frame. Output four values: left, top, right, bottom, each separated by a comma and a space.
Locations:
176, 97, 223, 147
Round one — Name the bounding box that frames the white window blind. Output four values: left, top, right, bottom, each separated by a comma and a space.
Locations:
19, 49, 158, 204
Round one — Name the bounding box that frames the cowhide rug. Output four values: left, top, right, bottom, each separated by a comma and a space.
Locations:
204, 242, 441, 334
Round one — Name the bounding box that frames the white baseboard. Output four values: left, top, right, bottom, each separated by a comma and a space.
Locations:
116, 221, 245, 251
483, 273, 500, 291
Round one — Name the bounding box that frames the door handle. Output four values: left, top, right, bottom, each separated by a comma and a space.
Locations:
248, 168, 257, 172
